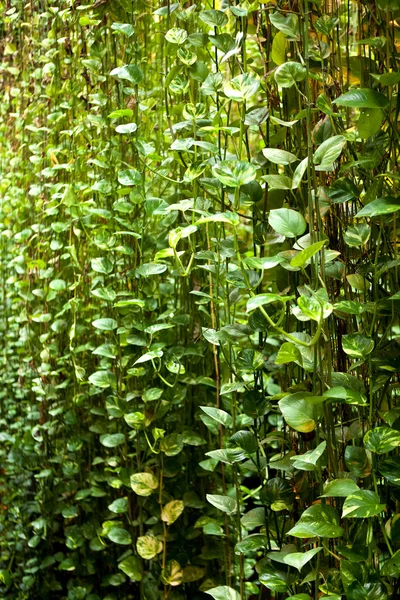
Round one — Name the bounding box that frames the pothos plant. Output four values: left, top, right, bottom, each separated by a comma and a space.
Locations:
0, 0, 399, 599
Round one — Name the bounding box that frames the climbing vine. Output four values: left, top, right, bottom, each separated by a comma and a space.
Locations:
0, 0, 400, 599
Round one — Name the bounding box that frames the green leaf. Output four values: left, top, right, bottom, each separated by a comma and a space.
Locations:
271, 30, 287, 65
342, 333, 374, 358
292, 157, 309, 188
199, 9, 228, 28
333, 88, 389, 108
283, 547, 323, 571
200, 406, 233, 428
290, 240, 327, 268
364, 426, 400, 454
287, 504, 343, 538
262, 148, 299, 165
342, 490, 386, 518
212, 160, 257, 187
321, 478, 360, 497
247, 293, 293, 312
115, 122, 137, 134
130, 472, 158, 496
92, 318, 118, 331
345, 446, 371, 478
262, 174, 293, 190
344, 224, 371, 247
269, 11, 299, 38
274, 61, 306, 88
223, 73, 260, 101
88, 370, 116, 389
136, 263, 167, 277
355, 196, 400, 217
275, 342, 303, 365
108, 498, 129, 513
379, 456, 400, 486
313, 135, 346, 171
279, 394, 315, 433
290, 441, 327, 471
206, 494, 237, 514
118, 169, 142, 186
161, 500, 184, 525
111, 22, 135, 37
235, 534, 269, 555
269, 208, 307, 238
110, 64, 144, 84
108, 528, 132, 545
137, 536, 163, 559
205, 586, 240, 600
100, 433, 125, 447
165, 28, 188, 44
118, 556, 142, 581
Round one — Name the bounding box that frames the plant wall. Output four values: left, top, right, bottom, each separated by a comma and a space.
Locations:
0, 0, 400, 599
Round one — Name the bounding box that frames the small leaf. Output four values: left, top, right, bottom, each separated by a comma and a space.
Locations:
206, 494, 237, 514
165, 28, 188, 45
108, 528, 132, 545
313, 135, 346, 171
342, 490, 386, 518
262, 148, 299, 165
161, 500, 184, 525
223, 73, 260, 101
110, 64, 144, 85
118, 555, 142, 581
100, 433, 125, 447
137, 535, 163, 559
212, 160, 257, 187
274, 61, 306, 88
290, 240, 327, 268
200, 406, 233, 428
130, 472, 158, 496
283, 547, 323, 571
92, 318, 118, 331
275, 342, 303, 365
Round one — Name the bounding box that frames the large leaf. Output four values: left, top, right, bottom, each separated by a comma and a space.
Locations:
161, 500, 184, 525
279, 394, 315, 432
342, 333, 374, 358
364, 427, 400, 454
205, 586, 240, 600
355, 197, 400, 217
268, 208, 307, 238
342, 490, 386, 518
313, 135, 346, 171
287, 504, 343, 538
321, 478, 360, 497
333, 88, 389, 108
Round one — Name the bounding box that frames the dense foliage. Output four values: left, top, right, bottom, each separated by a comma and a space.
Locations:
0, 0, 400, 599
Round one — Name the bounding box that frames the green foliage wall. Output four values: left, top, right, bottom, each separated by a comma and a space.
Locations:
0, 0, 400, 599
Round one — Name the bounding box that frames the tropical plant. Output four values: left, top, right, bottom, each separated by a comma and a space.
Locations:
0, 0, 399, 599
